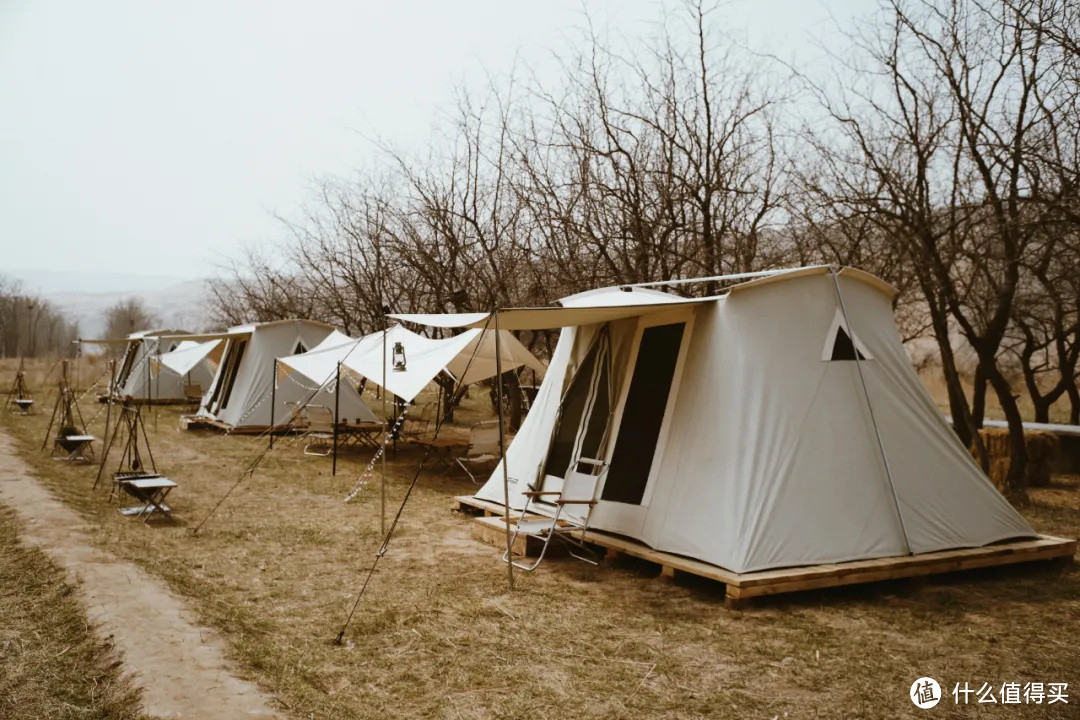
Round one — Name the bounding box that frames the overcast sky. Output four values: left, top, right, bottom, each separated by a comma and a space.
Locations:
1, 0, 869, 290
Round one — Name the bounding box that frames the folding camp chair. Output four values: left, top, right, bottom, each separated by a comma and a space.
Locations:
503, 458, 605, 572
400, 401, 437, 440
455, 420, 503, 484
301, 405, 335, 456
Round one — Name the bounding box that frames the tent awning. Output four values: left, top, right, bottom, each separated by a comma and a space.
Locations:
276, 332, 384, 387
154, 340, 222, 376
278, 325, 546, 402
390, 297, 716, 331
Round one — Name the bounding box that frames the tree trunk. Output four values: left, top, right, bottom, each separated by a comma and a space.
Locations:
971, 364, 988, 428
928, 301, 984, 463
983, 359, 1028, 502
1066, 380, 1080, 425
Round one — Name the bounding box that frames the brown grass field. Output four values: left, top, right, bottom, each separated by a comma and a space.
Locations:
0, 505, 146, 719
1, 357, 1077, 718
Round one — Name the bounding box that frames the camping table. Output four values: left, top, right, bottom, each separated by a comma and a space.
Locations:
339, 421, 385, 450
407, 436, 470, 473
54, 434, 96, 463
116, 475, 177, 522
13, 398, 34, 415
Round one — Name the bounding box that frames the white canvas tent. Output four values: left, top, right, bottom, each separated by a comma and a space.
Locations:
185, 319, 377, 430
276, 324, 545, 404
396, 267, 1036, 574
84, 329, 218, 403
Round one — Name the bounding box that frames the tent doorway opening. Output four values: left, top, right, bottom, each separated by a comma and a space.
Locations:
602, 322, 685, 505
540, 333, 611, 500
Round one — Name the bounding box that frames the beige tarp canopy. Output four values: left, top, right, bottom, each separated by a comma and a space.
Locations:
277, 324, 545, 403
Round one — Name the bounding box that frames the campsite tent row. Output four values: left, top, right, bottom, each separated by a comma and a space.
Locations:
159, 319, 544, 432
392, 266, 1037, 575
82, 330, 219, 403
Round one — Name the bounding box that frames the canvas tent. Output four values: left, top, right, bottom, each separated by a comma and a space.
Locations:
276, 324, 545, 404
84, 330, 218, 403
395, 266, 1036, 574
184, 319, 377, 430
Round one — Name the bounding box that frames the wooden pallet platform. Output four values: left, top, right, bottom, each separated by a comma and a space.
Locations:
455, 495, 1076, 607
453, 494, 522, 517
178, 416, 299, 435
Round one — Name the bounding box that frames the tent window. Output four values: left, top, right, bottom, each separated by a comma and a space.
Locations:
830, 326, 866, 361
822, 310, 873, 362
543, 344, 600, 480
293, 340, 308, 355
218, 340, 247, 409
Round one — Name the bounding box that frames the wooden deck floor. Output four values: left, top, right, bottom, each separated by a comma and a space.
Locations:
454, 495, 1077, 607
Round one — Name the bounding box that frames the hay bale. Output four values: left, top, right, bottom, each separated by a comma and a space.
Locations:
1024, 431, 1060, 487
986, 457, 1012, 491
971, 427, 1060, 489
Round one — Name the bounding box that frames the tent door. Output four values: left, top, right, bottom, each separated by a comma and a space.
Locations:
593, 308, 693, 532
538, 333, 611, 502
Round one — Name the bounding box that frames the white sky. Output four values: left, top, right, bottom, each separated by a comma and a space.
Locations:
0, 0, 871, 288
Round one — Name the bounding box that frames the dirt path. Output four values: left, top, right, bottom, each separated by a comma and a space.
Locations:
0, 430, 283, 719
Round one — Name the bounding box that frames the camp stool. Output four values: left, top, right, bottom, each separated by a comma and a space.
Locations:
455, 420, 504, 484
53, 433, 96, 463
116, 474, 177, 522
504, 457, 605, 572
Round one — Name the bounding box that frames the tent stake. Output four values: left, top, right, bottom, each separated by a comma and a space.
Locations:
494, 310, 514, 592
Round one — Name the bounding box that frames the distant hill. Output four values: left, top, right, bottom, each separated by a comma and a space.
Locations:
42, 279, 213, 340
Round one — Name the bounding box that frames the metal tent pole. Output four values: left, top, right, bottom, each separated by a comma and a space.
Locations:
269, 359, 277, 449
153, 347, 160, 431
386, 323, 390, 537
828, 267, 910, 554
494, 313, 514, 591
332, 361, 341, 476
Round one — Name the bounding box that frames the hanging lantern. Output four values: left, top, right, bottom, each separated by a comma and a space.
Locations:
392, 341, 407, 372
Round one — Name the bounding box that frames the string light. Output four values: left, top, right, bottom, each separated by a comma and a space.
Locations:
343, 405, 409, 503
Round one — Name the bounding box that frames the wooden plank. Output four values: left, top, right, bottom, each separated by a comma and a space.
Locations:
452, 494, 547, 520
471, 515, 563, 557
452, 495, 506, 517
731, 536, 1076, 589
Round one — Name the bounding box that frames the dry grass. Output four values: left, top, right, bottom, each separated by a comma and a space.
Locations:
1, 357, 1077, 719
0, 504, 146, 719
919, 370, 1078, 425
